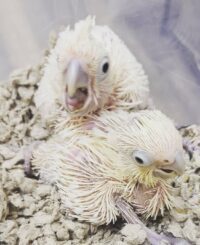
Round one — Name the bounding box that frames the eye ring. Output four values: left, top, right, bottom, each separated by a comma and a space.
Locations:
132, 150, 153, 166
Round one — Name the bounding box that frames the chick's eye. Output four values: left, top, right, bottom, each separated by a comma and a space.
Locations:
98, 57, 110, 81
135, 156, 144, 164
132, 150, 153, 166
102, 62, 109, 73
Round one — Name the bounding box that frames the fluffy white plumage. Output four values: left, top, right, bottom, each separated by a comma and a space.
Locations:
34, 16, 150, 126
32, 109, 185, 225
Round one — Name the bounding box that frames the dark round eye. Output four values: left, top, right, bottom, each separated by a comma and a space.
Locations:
102, 62, 109, 73
135, 156, 144, 164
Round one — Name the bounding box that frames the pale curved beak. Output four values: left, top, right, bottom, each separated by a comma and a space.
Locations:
65, 59, 89, 97
64, 59, 90, 111
155, 152, 186, 177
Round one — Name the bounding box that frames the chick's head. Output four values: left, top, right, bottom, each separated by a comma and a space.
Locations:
96, 110, 185, 187
51, 16, 115, 116
36, 16, 150, 122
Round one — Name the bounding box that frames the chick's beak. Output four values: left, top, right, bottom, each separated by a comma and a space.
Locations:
156, 152, 186, 177
65, 59, 89, 111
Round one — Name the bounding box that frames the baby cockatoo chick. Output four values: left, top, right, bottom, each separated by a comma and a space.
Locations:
35, 16, 150, 127
32, 109, 185, 225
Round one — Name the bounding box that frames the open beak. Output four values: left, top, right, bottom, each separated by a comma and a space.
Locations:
64, 59, 89, 111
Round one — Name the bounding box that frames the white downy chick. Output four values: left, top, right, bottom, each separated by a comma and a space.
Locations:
32, 109, 185, 225
34, 16, 150, 127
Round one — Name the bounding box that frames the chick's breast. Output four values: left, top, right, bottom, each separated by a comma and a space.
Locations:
52, 137, 122, 225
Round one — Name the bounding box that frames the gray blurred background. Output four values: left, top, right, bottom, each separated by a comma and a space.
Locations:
0, 0, 200, 124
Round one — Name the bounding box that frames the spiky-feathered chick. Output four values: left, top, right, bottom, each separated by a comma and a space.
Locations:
35, 16, 150, 127
32, 109, 185, 225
